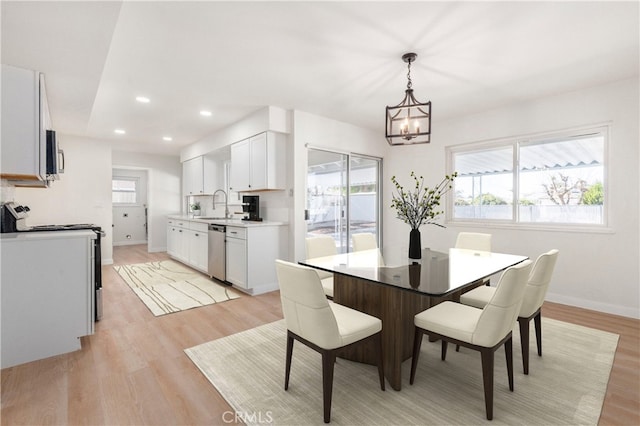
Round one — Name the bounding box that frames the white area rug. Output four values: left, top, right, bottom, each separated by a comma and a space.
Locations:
186, 318, 618, 425
114, 260, 240, 316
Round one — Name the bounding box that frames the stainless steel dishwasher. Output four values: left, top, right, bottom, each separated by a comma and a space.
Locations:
208, 224, 226, 281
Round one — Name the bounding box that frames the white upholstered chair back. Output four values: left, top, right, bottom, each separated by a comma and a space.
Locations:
275, 260, 342, 349
455, 232, 492, 252
473, 260, 532, 347
305, 236, 337, 280
352, 233, 377, 251
519, 249, 559, 317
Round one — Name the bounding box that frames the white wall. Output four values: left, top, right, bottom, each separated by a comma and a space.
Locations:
384, 77, 640, 318
13, 135, 114, 263
290, 110, 388, 262
112, 151, 181, 253
181, 106, 290, 162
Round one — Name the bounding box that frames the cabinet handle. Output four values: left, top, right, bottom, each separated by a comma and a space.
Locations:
58, 149, 65, 173
195, 233, 199, 237
179, 230, 182, 233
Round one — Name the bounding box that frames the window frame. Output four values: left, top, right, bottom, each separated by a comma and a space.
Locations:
446, 123, 611, 233
112, 176, 140, 206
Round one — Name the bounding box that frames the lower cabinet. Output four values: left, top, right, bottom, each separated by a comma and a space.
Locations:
225, 225, 285, 295
226, 228, 247, 288
1, 231, 95, 368
188, 228, 208, 272
166, 219, 208, 274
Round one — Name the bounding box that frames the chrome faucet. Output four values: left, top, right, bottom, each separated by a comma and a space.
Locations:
213, 189, 230, 218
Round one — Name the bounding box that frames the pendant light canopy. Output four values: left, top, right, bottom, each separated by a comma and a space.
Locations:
385, 53, 431, 145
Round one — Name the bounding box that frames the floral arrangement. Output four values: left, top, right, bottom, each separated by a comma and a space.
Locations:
190, 201, 201, 211
390, 171, 457, 230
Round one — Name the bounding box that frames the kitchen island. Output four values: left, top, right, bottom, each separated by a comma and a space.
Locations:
167, 215, 287, 295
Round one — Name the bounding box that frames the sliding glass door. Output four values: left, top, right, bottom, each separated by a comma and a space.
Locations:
306, 148, 381, 253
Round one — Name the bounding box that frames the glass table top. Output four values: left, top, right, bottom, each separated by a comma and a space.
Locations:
299, 247, 528, 296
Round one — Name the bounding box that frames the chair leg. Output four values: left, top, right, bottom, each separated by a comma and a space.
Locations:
284, 333, 294, 390
518, 317, 530, 375
321, 349, 336, 423
374, 332, 386, 391
441, 340, 448, 361
504, 336, 514, 391
480, 348, 494, 421
409, 327, 424, 385
534, 311, 542, 356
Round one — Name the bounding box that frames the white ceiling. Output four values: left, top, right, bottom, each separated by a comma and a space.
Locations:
2, 1, 638, 156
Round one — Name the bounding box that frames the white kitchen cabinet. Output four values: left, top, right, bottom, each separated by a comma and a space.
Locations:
166, 219, 180, 258
0, 64, 52, 187
183, 154, 220, 196
202, 153, 219, 194
187, 222, 209, 272
1, 231, 95, 368
226, 227, 248, 289
166, 219, 208, 274
229, 138, 250, 192
225, 224, 286, 295
229, 132, 286, 192
182, 156, 204, 196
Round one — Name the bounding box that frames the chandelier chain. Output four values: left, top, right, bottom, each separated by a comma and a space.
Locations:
406, 60, 413, 90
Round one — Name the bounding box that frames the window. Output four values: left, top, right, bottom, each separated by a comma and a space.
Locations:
448, 125, 607, 227
112, 177, 138, 204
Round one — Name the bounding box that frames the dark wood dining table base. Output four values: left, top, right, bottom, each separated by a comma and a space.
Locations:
333, 273, 483, 391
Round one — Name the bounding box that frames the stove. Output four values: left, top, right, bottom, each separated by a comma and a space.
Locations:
1, 202, 104, 321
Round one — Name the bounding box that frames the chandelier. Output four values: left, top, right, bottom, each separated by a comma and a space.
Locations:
385, 52, 431, 145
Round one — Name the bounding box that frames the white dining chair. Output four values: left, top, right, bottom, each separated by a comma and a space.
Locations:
460, 249, 559, 374
455, 232, 492, 252
275, 260, 385, 423
352, 233, 377, 251
305, 236, 337, 298
456, 231, 492, 287
410, 259, 532, 420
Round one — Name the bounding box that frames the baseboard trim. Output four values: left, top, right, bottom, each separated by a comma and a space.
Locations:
546, 292, 639, 319
113, 240, 147, 246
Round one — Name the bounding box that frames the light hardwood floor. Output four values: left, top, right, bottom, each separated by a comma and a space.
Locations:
1, 244, 638, 425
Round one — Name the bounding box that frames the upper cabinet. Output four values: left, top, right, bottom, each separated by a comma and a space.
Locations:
229, 132, 286, 192
182, 156, 204, 196
182, 153, 220, 196
1, 65, 52, 187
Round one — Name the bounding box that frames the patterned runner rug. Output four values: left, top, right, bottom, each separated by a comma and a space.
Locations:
186, 318, 618, 425
114, 260, 240, 316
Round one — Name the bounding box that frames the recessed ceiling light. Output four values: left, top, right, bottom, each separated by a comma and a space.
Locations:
163, 136, 173, 142
114, 129, 126, 135
200, 110, 212, 117
136, 96, 150, 103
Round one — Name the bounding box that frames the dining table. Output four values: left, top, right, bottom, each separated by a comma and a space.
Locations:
299, 246, 528, 391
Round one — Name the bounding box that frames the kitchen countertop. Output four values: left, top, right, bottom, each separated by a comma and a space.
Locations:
167, 215, 287, 227
1, 230, 97, 241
